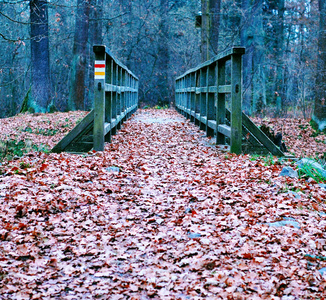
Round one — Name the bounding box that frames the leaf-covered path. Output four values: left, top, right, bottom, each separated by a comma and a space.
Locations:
0, 109, 326, 299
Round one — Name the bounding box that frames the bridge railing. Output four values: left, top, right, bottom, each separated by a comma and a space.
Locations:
93, 45, 139, 151
175, 47, 245, 154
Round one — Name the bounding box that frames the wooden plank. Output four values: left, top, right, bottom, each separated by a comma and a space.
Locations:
51, 110, 94, 153
201, 116, 207, 123
241, 113, 284, 156
218, 85, 231, 94
207, 120, 216, 130
208, 86, 217, 93
218, 125, 231, 137
225, 108, 284, 156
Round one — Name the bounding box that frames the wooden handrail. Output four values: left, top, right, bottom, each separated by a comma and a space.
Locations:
175, 47, 245, 154
93, 45, 139, 151
51, 46, 138, 153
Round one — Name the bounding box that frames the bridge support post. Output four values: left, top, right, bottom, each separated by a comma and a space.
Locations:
199, 68, 206, 131
206, 64, 215, 137
216, 61, 226, 145
230, 53, 242, 154
93, 46, 106, 151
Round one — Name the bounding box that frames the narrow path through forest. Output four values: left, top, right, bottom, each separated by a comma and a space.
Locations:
0, 109, 325, 299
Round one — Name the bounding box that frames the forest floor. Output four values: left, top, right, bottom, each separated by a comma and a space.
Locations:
0, 109, 326, 299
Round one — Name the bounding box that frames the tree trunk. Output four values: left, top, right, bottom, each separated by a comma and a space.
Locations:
201, 0, 209, 62
68, 0, 91, 111
208, 0, 221, 57
29, 0, 51, 113
91, 0, 103, 45
274, 0, 285, 116
157, 0, 169, 106
86, 0, 103, 110
252, 0, 266, 115
313, 0, 326, 130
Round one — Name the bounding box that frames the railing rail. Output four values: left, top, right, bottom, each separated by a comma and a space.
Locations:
93, 45, 139, 151
175, 47, 245, 154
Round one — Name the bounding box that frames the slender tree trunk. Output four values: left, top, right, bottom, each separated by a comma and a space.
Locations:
118, 0, 132, 68
92, 0, 103, 45
208, 0, 221, 57
157, 0, 169, 105
251, 0, 266, 114
29, 0, 51, 113
313, 0, 326, 130
274, 0, 285, 116
201, 0, 221, 62
68, 0, 91, 111
201, 0, 209, 62
240, 0, 253, 114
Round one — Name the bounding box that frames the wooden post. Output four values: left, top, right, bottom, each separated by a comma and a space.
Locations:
230, 52, 242, 154
216, 60, 226, 145
117, 67, 122, 130
176, 79, 180, 110
111, 64, 117, 135
200, 68, 206, 130
93, 45, 106, 151
190, 73, 196, 122
186, 75, 191, 118
182, 77, 186, 116
135, 79, 139, 111
206, 63, 215, 137
195, 71, 200, 125
105, 58, 112, 143
122, 70, 126, 121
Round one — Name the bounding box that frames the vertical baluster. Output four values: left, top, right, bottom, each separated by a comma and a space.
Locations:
200, 68, 206, 131
206, 63, 215, 137
190, 72, 195, 122
195, 71, 200, 126
105, 58, 112, 143
216, 60, 226, 145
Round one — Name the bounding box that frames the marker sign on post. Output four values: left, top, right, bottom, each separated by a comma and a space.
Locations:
95, 61, 105, 79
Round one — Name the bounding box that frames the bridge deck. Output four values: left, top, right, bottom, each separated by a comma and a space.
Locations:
2, 108, 323, 298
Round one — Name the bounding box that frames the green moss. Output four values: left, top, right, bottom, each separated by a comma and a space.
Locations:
20, 87, 31, 114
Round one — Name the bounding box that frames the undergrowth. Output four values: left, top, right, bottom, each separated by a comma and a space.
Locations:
297, 159, 326, 183
0, 139, 49, 162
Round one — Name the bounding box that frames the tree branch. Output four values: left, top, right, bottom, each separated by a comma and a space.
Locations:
0, 10, 30, 25
0, 32, 18, 42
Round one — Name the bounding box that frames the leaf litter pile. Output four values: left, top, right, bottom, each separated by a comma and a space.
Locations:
0, 109, 326, 299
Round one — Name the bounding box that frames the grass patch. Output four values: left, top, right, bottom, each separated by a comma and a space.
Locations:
23, 127, 58, 136
297, 159, 326, 183
0, 139, 50, 162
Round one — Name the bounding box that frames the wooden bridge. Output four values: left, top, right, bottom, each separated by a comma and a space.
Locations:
52, 45, 284, 157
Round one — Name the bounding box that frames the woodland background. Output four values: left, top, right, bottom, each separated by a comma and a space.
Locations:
0, 0, 326, 129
